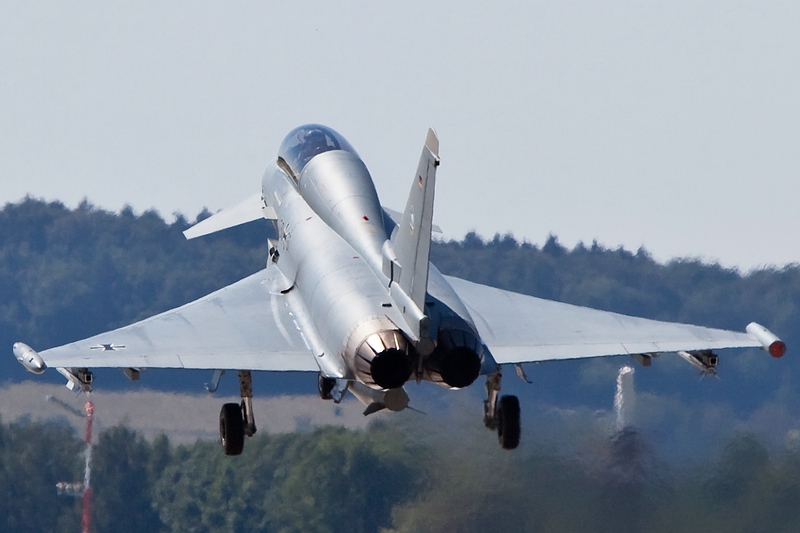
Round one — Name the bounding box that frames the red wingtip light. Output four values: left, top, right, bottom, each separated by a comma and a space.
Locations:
769, 341, 786, 358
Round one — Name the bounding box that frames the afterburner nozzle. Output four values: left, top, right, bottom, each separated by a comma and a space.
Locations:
13, 342, 46, 374
424, 328, 482, 389
353, 330, 415, 390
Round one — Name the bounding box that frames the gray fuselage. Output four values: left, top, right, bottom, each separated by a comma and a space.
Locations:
261, 124, 486, 390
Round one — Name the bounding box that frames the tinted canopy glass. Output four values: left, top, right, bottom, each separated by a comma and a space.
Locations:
277, 124, 358, 177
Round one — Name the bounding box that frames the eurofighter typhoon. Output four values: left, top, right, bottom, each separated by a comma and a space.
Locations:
13, 125, 787, 454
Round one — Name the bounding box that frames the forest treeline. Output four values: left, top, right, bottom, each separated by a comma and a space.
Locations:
3, 416, 800, 533
1, 198, 799, 405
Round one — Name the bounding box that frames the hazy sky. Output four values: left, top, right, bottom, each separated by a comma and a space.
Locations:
2, 1, 798, 270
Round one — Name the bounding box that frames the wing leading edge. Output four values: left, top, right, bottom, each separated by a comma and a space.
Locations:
445, 276, 770, 364
37, 269, 318, 371
28, 270, 780, 371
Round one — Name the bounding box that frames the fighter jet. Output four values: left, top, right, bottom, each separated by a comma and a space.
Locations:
12, 124, 786, 453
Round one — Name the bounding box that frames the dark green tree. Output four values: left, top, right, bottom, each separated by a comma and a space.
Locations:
92, 425, 164, 533
0, 419, 82, 533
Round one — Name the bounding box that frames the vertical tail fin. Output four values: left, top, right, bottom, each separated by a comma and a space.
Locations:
389, 128, 439, 315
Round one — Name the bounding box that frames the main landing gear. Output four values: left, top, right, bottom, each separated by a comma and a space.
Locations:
483, 367, 521, 450
219, 370, 258, 456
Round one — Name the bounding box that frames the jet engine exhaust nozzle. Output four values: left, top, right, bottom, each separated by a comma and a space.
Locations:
425, 329, 482, 389
354, 331, 415, 390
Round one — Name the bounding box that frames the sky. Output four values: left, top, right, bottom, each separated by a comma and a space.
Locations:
1, 1, 799, 271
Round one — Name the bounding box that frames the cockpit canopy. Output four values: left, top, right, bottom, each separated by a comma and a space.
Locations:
277, 124, 358, 178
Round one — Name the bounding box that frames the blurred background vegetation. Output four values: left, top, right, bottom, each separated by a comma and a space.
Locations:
2, 416, 800, 533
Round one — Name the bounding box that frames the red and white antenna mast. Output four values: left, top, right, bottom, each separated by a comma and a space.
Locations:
50, 392, 96, 532
81, 397, 94, 533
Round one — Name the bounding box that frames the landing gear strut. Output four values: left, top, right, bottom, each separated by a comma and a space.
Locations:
483, 367, 521, 450
317, 373, 348, 403
218, 370, 257, 456
238, 370, 257, 437
318, 374, 336, 400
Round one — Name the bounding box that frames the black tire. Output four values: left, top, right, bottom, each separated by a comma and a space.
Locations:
220, 402, 245, 456
497, 395, 521, 450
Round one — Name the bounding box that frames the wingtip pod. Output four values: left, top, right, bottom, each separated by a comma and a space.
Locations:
12, 342, 46, 374
746, 322, 786, 358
